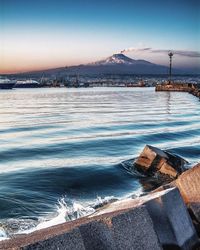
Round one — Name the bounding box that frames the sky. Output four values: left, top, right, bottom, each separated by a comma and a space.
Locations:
0, 0, 199, 73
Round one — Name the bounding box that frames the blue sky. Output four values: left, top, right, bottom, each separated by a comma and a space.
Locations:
0, 0, 199, 73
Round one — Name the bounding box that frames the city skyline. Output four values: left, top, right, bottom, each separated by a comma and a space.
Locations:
0, 0, 199, 73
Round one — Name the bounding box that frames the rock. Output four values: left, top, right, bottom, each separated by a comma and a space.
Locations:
91, 188, 198, 250
79, 220, 116, 250
108, 207, 162, 250
82, 206, 162, 250
134, 145, 187, 178
21, 228, 85, 250
175, 163, 200, 223
145, 188, 198, 250
151, 163, 200, 239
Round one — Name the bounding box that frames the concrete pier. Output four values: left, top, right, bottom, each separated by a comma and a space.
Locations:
155, 82, 200, 99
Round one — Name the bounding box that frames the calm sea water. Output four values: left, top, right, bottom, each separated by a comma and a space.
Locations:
0, 87, 200, 238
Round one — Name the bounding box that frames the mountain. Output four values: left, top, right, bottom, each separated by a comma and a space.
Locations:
13, 53, 182, 77
65, 53, 172, 75
89, 53, 153, 66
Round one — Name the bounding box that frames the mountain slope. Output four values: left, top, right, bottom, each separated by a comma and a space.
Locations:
61, 53, 172, 75
64, 54, 171, 75
90, 53, 138, 65
89, 54, 154, 66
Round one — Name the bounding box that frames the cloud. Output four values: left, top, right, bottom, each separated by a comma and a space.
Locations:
152, 49, 200, 58
121, 47, 200, 58
120, 47, 151, 53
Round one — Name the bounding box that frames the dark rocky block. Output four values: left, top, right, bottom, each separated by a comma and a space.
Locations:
175, 163, 200, 223
79, 220, 115, 250
84, 206, 162, 250
145, 188, 198, 250
134, 145, 187, 178
109, 207, 162, 250
92, 188, 198, 250
22, 228, 85, 250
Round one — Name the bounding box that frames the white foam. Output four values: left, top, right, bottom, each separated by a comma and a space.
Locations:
17, 197, 95, 235
14, 195, 128, 237
66, 201, 95, 220
0, 228, 8, 241
34, 198, 68, 231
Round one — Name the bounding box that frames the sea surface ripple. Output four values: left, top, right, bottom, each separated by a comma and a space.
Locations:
0, 87, 199, 238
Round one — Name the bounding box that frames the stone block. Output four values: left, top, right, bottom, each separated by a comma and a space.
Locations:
82, 206, 162, 250
110, 207, 162, 250
92, 188, 198, 250
159, 161, 178, 178
145, 188, 198, 250
79, 220, 115, 250
22, 228, 85, 250
134, 145, 187, 178
175, 163, 200, 223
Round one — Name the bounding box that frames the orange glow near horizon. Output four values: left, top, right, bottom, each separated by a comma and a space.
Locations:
0, 48, 93, 74
0, 60, 80, 74
0, 30, 117, 74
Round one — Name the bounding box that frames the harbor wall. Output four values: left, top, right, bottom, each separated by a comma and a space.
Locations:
155, 82, 200, 98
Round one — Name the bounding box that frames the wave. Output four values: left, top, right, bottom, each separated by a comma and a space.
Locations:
0, 152, 194, 241
0, 228, 8, 241
0, 195, 119, 240
27, 197, 95, 233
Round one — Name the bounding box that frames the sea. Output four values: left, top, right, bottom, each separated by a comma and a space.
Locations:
0, 87, 200, 240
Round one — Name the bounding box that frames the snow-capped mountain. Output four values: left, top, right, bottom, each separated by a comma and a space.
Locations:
90, 53, 137, 65
75, 53, 171, 74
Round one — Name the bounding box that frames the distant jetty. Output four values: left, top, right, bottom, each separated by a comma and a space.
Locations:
156, 51, 199, 100
156, 82, 200, 99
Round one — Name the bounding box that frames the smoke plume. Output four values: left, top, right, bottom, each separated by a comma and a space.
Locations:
120, 47, 200, 58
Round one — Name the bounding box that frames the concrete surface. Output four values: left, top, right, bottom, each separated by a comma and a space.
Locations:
145, 188, 198, 250
22, 228, 85, 250
175, 163, 200, 223
92, 188, 198, 249
81, 206, 162, 250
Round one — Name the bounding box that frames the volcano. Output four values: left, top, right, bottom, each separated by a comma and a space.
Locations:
90, 53, 154, 66
13, 53, 180, 77
63, 53, 171, 75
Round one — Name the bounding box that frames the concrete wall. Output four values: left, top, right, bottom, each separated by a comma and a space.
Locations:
155, 83, 200, 98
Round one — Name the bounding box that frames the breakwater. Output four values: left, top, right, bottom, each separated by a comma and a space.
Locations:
156, 82, 200, 99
